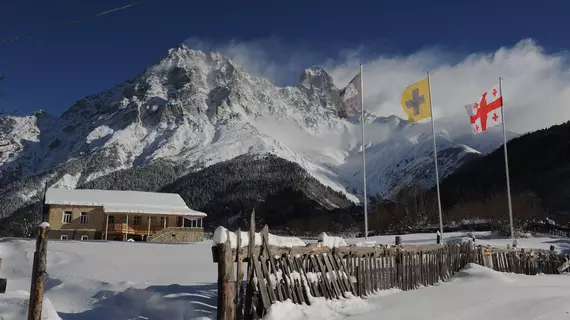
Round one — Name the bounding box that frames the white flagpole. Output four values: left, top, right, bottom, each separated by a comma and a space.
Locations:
427, 71, 444, 236
499, 77, 514, 238
360, 64, 368, 240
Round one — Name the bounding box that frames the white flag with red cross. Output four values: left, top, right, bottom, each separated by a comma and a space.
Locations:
464, 84, 503, 134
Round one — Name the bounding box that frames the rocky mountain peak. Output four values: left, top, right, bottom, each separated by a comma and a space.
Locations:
373, 115, 406, 129
32, 109, 50, 118
159, 45, 235, 72
299, 66, 336, 92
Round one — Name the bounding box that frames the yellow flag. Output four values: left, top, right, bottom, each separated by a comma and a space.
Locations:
401, 77, 431, 123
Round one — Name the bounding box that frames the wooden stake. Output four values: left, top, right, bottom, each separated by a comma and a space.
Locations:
236, 228, 244, 320
0, 257, 7, 294
244, 209, 257, 320
27, 223, 50, 320
217, 230, 235, 320
261, 225, 285, 301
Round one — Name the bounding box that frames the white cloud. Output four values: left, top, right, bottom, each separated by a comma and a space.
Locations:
184, 37, 570, 134
329, 39, 570, 134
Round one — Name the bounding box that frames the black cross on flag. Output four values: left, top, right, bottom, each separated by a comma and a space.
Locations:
400, 76, 432, 123
338, 72, 362, 117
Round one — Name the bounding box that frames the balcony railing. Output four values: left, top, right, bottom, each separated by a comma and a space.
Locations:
108, 223, 165, 234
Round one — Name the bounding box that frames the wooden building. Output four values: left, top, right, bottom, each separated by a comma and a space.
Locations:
45, 188, 207, 242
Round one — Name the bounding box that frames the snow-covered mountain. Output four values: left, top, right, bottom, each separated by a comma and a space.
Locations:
0, 44, 513, 219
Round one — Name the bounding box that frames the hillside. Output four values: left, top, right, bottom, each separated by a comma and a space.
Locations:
1, 155, 356, 235
160, 154, 355, 231
439, 121, 570, 222
81, 154, 355, 230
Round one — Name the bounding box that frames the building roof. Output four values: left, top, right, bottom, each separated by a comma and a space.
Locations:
45, 188, 207, 217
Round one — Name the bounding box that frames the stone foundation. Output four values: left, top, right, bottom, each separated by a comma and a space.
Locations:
148, 227, 204, 243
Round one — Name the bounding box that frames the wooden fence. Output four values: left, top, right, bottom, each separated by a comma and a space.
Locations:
212, 215, 570, 320
526, 222, 570, 237
480, 247, 570, 275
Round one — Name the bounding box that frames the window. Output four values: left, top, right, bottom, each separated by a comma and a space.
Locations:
60, 235, 68, 240
81, 235, 88, 241
108, 215, 115, 224
133, 216, 142, 225
80, 212, 89, 224
62, 211, 72, 224
190, 219, 203, 228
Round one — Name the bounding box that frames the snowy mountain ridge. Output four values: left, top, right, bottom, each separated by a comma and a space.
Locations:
0, 44, 512, 218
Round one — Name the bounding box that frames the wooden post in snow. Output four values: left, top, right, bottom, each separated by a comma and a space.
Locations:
0, 256, 7, 294
244, 209, 257, 320
236, 228, 244, 320
27, 222, 50, 320
217, 230, 235, 320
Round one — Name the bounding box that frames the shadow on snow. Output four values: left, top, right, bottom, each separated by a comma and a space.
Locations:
58, 283, 217, 320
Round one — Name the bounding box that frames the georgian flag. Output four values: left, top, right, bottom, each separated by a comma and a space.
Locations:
465, 84, 503, 135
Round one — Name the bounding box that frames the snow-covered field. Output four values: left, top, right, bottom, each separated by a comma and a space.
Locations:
1, 231, 570, 320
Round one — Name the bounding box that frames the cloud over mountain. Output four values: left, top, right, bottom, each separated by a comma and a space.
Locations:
184, 38, 570, 134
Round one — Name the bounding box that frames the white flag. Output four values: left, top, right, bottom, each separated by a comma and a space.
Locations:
465, 84, 503, 135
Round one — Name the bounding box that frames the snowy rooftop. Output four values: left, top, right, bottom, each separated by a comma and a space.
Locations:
45, 188, 206, 217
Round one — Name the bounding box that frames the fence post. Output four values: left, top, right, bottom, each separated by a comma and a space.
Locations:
0, 256, 6, 294
244, 209, 256, 320
217, 230, 235, 320
27, 222, 50, 320
482, 247, 493, 269
236, 228, 244, 320
395, 249, 402, 289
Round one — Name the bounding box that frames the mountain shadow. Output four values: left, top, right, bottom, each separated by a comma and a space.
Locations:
160, 154, 356, 232
438, 120, 570, 222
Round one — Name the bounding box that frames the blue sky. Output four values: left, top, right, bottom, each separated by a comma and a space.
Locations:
1, 0, 569, 117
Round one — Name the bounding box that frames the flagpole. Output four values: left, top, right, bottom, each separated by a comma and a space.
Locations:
499, 77, 514, 238
360, 64, 368, 240
427, 71, 444, 236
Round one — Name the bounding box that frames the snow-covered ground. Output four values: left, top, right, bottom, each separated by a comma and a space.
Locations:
266, 263, 570, 320
345, 231, 570, 252
1, 231, 570, 319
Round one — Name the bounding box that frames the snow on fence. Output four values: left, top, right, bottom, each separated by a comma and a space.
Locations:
212, 212, 570, 320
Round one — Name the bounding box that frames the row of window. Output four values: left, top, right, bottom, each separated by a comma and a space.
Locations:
62, 211, 88, 224
62, 212, 203, 227
60, 235, 88, 240
108, 215, 163, 225
62, 212, 154, 225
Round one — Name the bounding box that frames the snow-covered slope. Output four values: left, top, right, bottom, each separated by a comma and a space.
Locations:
1, 232, 568, 319
0, 45, 511, 218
